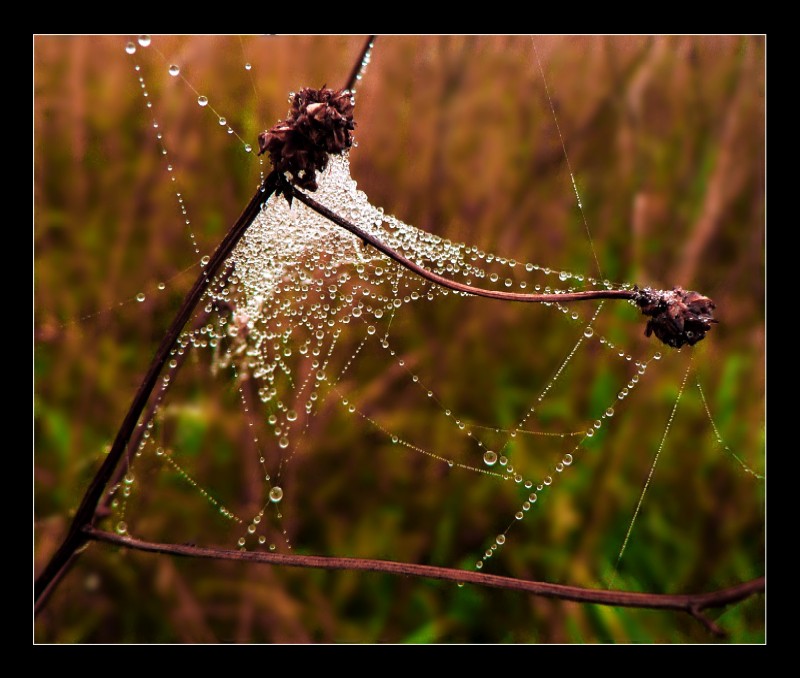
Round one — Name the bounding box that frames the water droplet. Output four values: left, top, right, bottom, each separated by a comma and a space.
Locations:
238, 537, 246, 547
218, 116, 227, 126
136, 292, 146, 302
529, 493, 537, 503
457, 582, 465, 588
563, 453, 573, 466
157, 282, 166, 290
286, 410, 298, 422
496, 534, 506, 545
116, 521, 128, 535
168, 64, 180, 77
200, 255, 210, 267
654, 352, 662, 360
476, 562, 483, 569
556, 463, 564, 472
543, 476, 552, 486
258, 535, 266, 544
515, 512, 524, 520
278, 436, 289, 449
138, 35, 151, 47
483, 451, 498, 467
244, 144, 252, 153
367, 325, 376, 335
197, 95, 209, 107
498, 456, 508, 467
584, 326, 594, 338
269, 486, 284, 503
125, 42, 136, 55
605, 407, 614, 417
245, 62, 252, 71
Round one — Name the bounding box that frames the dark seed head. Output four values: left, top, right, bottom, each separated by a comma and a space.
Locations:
258, 87, 356, 194
634, 286, 717, 348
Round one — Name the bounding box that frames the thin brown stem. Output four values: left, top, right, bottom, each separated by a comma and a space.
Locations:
345, 36, 377, 92
84, 527, 763, 629
289, 185, 636, 305
34, 172, 279, 610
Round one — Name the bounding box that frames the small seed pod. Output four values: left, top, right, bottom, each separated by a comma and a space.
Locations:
634, 286, 717, 348
258, 87, 356, 195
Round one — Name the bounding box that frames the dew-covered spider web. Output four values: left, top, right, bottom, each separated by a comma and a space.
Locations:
108, 137, 754, 579
37, 36, 764, 633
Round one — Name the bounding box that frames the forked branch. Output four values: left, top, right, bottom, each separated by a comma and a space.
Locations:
85, 526, 763, 638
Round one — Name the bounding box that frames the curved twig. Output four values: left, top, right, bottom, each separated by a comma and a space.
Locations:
84, 526, 763, 634
288, 185, 635, 305
289, 184, 717, 348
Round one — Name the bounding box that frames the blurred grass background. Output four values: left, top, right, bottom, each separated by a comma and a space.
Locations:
34, 35, 765, 643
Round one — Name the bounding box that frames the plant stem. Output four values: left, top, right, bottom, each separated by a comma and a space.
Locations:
345, 36, 377, 92
289, 185, 636, 305
36, 37, 378, 615
84, 526, 763, 636
34, 173, 279, 612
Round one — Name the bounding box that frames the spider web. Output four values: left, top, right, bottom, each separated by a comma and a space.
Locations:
35, 35, 765, 643
108, 139, 730, 584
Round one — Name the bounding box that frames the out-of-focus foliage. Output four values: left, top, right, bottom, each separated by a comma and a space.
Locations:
34, 35, 764, 643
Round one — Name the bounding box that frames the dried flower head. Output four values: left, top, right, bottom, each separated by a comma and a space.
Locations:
634, 286, 717, 348
258, 87, 356, 194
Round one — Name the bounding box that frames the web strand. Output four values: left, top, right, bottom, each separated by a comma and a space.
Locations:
697, 380, 764, 480
531, 37, 604, 279
608, 354, 694, 589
